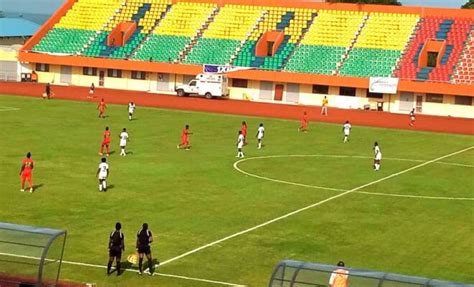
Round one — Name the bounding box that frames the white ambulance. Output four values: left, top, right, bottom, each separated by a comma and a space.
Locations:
176, 73, 229, 99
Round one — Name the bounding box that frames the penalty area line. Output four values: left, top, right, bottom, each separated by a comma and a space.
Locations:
159, 146, 474, 267
0, 252, 245, 286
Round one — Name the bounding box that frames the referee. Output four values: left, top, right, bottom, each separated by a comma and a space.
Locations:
107, 222, 125, 275
136, 223, 154, 275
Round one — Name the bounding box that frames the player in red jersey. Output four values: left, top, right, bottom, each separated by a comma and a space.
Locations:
177, 124, 192, 150
241, 121, 248, 145
99, 127, 111, 156
20, 152, 34, 193
98, 98, 106, 118
299, 111, 308, 133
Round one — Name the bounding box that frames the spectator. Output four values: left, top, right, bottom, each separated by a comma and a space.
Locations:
321, 96, 328, 116
31, 71, 38, 82
44, 83, 52, 99
88, 83, 95, 98
329, 261, 349, 287
409, 108, 416, 127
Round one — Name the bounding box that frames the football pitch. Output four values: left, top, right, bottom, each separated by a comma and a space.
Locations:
0, 95, 473, 287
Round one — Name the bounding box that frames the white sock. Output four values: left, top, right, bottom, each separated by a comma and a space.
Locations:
99, 184, 103, 191
102, 181, 107, 190
121, 148, 125, 156
258, 142, 261, 149
344, 136, 347, 142
129, 115, 131, 120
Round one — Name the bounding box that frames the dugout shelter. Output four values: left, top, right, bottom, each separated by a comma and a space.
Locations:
269, 260, 474, 287
0, 222, 67, 287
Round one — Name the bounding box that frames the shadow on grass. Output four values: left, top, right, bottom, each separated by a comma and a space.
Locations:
32, 183, 44, 191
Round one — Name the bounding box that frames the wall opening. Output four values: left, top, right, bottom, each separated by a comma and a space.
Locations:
427, 52, 438, 67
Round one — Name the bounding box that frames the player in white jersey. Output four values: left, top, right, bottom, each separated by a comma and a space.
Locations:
256, 123, 265, 149
236, 130, 245, 158
373, 141, 382, 171
128, 102, 136, 121
119, 128, 129, 156
96, 157, 109, 192
409, 108, 415, 127
343, 121, 351, 143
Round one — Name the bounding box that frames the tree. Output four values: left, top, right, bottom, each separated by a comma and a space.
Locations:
327, 0, 401, 5
462, 0, 473, 8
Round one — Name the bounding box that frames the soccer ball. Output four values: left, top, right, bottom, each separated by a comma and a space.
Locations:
127, 253, 139, 265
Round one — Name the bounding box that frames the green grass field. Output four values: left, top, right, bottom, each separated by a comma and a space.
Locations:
0, 95, 473, 287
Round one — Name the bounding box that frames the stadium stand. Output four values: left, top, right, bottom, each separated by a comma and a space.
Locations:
133, 2, 217, 63
14, 0, 474, 119
29, 0, 472, 80
232, 7, 316, 71
395, 17, 473, 82
339, 12, 419, 77
284, 10, 366, 75
83, 0, 170, 59
183, 5, 264, 65
33, 0, 122, 54
452, 31, 474, 85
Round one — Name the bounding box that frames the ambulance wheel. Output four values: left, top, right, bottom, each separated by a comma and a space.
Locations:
205, 92, 213, 99
177, 89, 185, 97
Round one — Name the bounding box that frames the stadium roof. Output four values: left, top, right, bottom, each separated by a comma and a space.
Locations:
0, 18, 40, 37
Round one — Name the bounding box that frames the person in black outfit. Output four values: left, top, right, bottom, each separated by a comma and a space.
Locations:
45, 83, 51, 99
107, 222, 125, 275
136, 223, 154, 275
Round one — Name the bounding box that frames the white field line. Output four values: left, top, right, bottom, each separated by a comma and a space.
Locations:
234, 156, 345, 192
356, 191, 474, 201
156, 273, 246, 286
233, 154, 474, 197
235, 154, 474, 168
229, 167, 474, 201
436, 161, 474, 168
0, 106, 20, 112
159, 146, 474, 267
0, 252, 245, 286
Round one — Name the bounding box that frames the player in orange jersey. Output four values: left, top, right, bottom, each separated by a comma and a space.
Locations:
99, 127, 111, 156
98, 98, 106, 118
299, 111, 308, 132
241, 121, 248, 145
177, 124, 192, 150
20, 152, 34, 193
